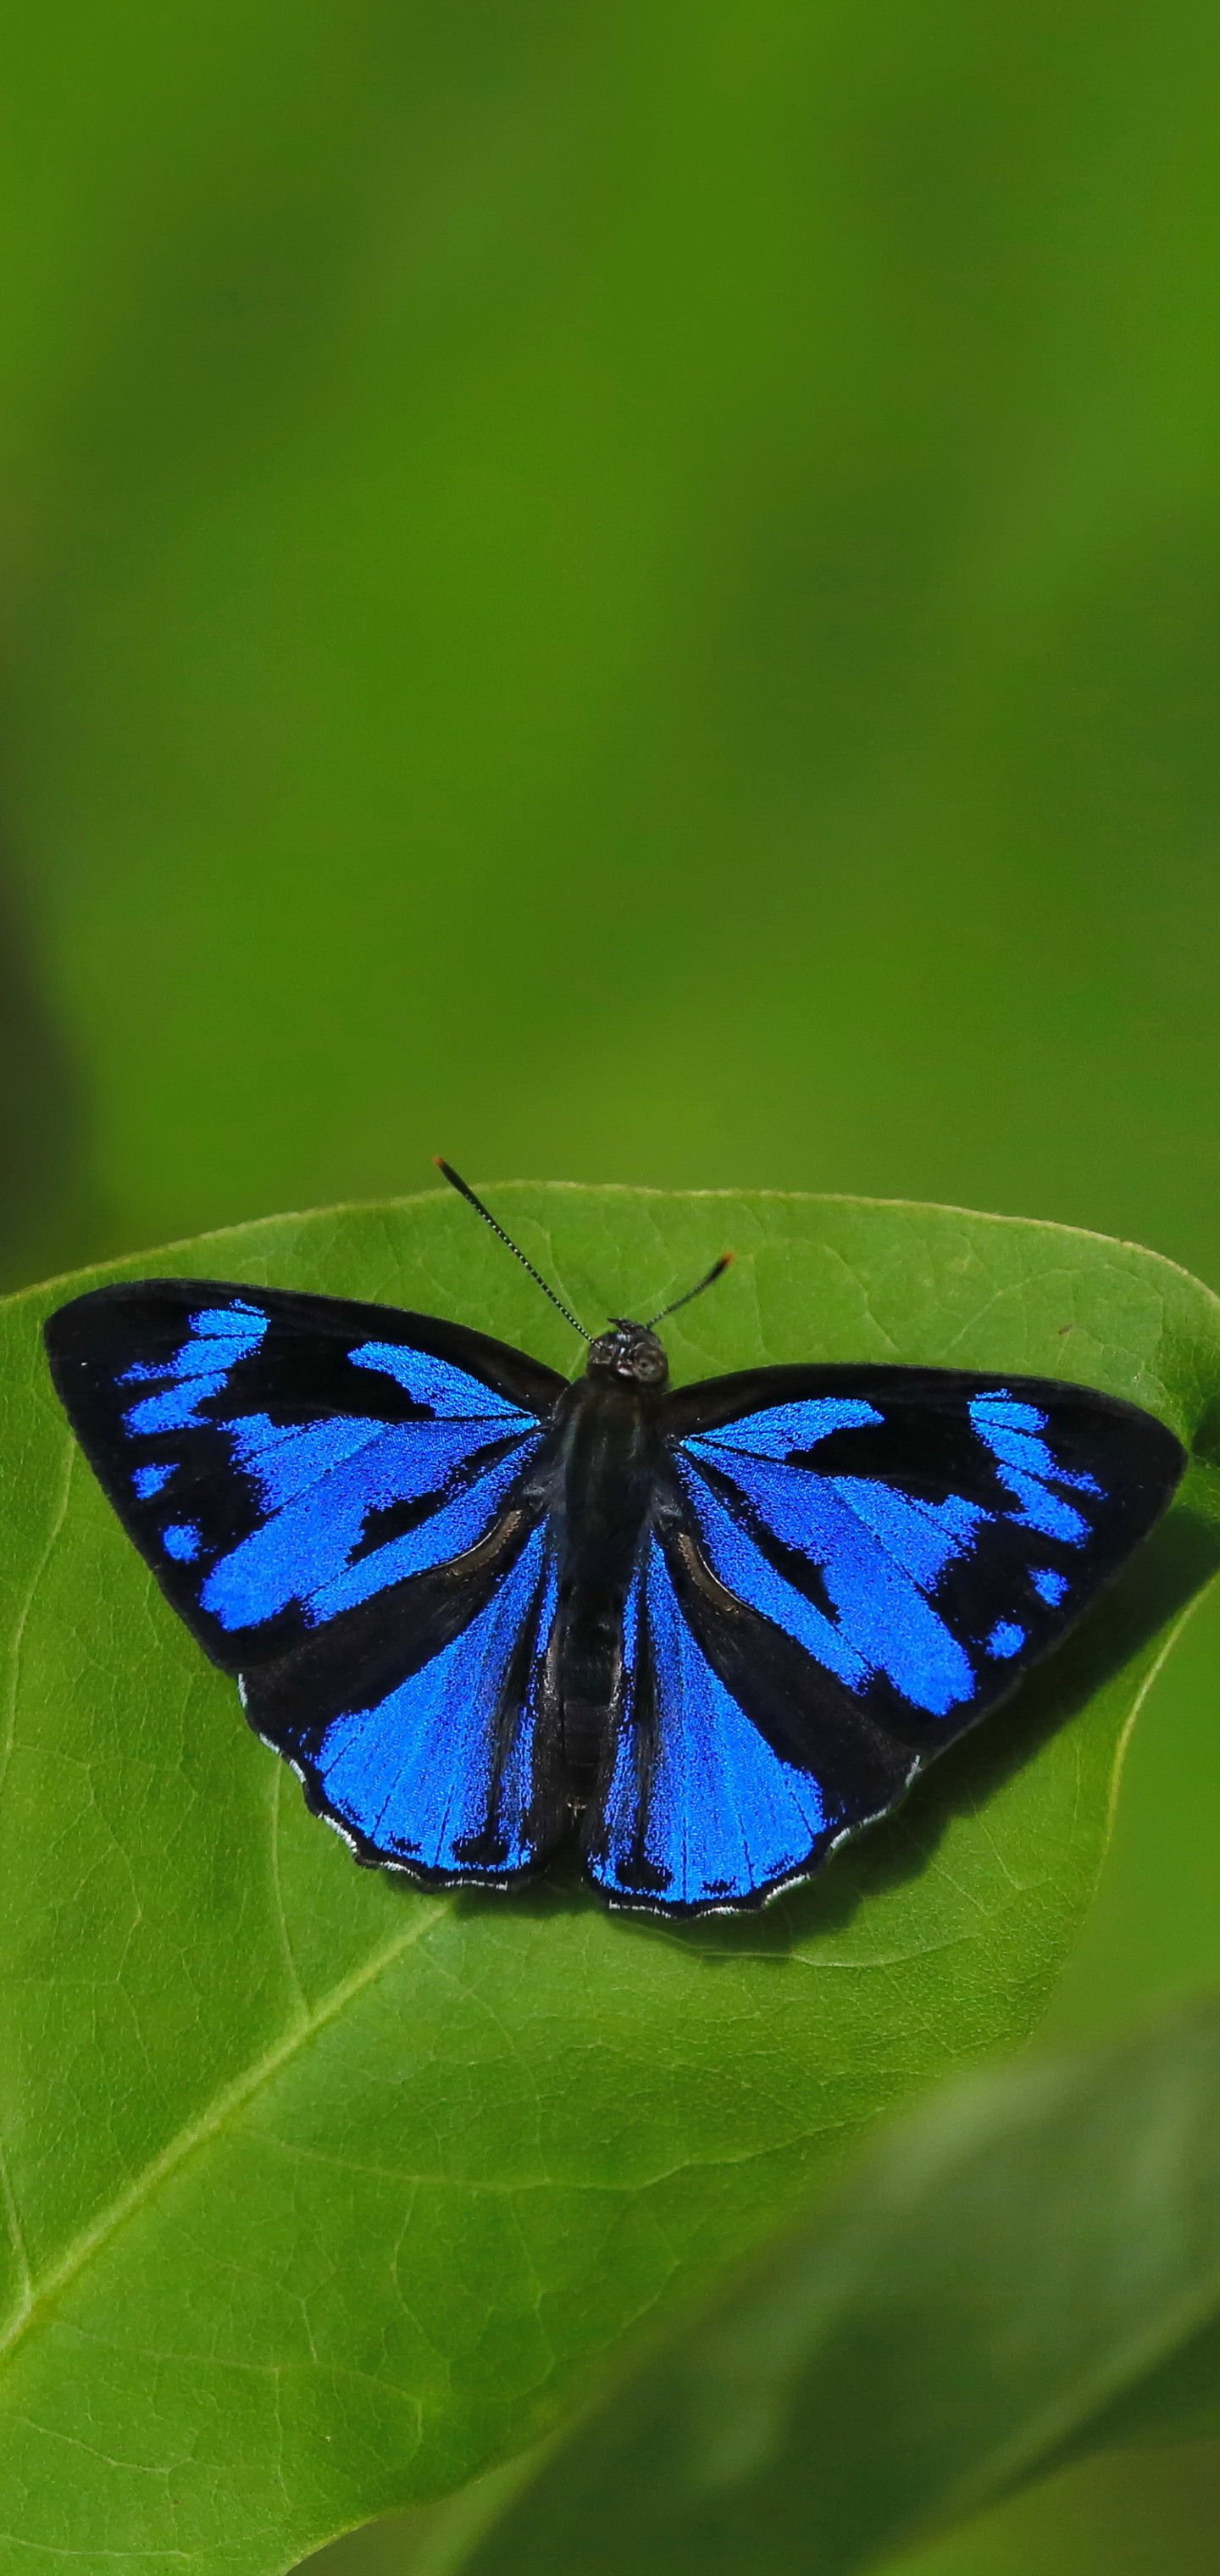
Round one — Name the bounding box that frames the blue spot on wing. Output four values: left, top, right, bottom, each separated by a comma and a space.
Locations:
120, 1305, 269, 1427
985, 1619, 1025, 1658
163, 1522, 202, 1562
313, 1529, 557, 1875
194, 1300, 266, 1334
118, 1302, 265, 1380
1032, 1567, 1068, 1607
969, 1391, 1098, 1539
133, 1463, 174, 1500
587, 1545, 829, 1909
124, 1360, 248, 1435
348, 1341, 530, 1420
970, 1393, 1102, 1491
695, 1396, 883, 1459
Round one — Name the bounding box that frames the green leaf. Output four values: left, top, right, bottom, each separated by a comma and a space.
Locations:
459, 1989, 1220, 2576
0, 1184, 1215, 2574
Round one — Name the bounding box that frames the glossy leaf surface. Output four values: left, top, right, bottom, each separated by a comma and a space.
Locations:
0, 1184, 1215, 2573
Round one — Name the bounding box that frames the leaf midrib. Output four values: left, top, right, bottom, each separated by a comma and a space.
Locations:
0, 1900, 452, 2379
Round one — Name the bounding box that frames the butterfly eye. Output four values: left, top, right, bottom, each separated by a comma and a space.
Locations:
632, 1340, 668, 1387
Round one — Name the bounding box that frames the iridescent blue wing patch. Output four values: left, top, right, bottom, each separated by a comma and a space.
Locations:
663, 1362, 1186, 1744
242, 1519, 568, 1887
583, 1537, 910, 1913
44, 1280, 566, 1674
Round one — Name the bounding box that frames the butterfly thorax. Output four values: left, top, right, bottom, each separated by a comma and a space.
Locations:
546, 1354, 669, 1795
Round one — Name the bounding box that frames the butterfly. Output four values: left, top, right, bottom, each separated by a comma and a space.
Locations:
43, 1164, 1186, 1918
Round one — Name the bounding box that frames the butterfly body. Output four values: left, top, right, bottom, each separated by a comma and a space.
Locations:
45, 1272, 1187, 1918
540, 1324, 674, 1792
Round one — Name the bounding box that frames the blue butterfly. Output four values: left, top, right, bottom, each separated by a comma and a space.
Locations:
43, 1167, 1185, 1917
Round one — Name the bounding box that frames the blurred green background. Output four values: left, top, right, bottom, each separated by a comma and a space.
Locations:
3, 3, 1220, 2565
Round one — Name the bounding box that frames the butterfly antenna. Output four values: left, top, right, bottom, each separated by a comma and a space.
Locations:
644, 1252, 735, 1330
434, 1159, 592, 1341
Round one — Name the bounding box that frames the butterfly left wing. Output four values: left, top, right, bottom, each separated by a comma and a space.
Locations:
44, 1280, 566, 1672
584, 1364, 1186, 1916
242, 1516, 569, 1887
46, 1278, 573, 1890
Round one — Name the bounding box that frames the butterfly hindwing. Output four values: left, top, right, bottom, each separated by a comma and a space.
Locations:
243, 1517, 568, 1886
665, 1364, 1186, 1748
44, 1280, 566, 1674
584, 1535, 912, 1913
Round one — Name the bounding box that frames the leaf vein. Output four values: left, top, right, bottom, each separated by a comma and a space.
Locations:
0, 1901, 452, 2380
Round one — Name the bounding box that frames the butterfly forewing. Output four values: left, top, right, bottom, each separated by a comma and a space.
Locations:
44, 1281, 566, 1674
663, 1363, 1185, 1747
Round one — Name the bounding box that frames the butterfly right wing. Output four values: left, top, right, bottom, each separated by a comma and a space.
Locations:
585, 1361, 1185, 1917
583, 1534, 910, 1914
663, 1364, 1184, 1739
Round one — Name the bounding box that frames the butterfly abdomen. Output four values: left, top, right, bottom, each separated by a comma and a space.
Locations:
548, 1374, 667, 1794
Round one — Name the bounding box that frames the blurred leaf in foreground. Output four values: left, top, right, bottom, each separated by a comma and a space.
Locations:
0, 1185, 1216, 2575
462, 1985, 1220, 2576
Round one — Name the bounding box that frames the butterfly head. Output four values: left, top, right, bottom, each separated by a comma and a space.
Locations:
586, 1321, 669, 1389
